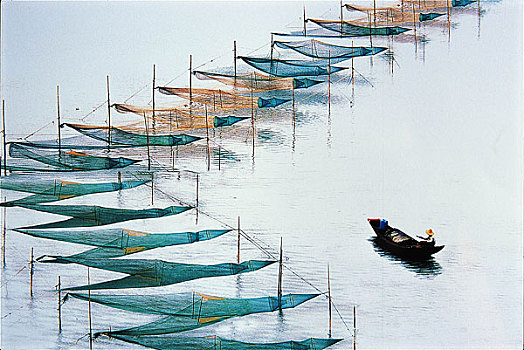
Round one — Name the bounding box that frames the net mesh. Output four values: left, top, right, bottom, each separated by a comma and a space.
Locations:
59, 258, 275, 290
0, 179, 146, 206
15, 228, 230, 260
307, 19, 410, 36
238, 57, 348, 77
274, 39, 386, 59
8, 143, 138, 170
108, 334, 342, 350
16, 204, 192, 229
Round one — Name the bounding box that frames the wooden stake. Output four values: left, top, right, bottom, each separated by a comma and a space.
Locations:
2, 197, 6, 267
303, 6, 307, 36
117, 171, 121, 185
218, 146, 221, 170
106, 75, 111, 145
270, 33, 274, 77
56, 86, 61, 154
292, 85, 296, 125
233, 41, 237, 79
412, 4, 417, 51
88, 268, 93, 350
328, 50, 331, 116
447, 0, 451, 42
219, 89, 223, 108
368, 12, 373, 49
328, 264, 332, 338
251, 83, 255, 155
237, 216, 240, 263
58, 276, 62, 332
401, 0, 404, 21
277, 237, 283, 310
143, 113, 151, 171
2, 100, 7, 176
351, 41, 355, 91
189, 55, 193, 122
152, 64, 156, 131
205, 105, 210, 171
373, 0, 377, 27
477, 0, 481, 38
150, 172, 154, 205
353, 305, 357, 350
196, 173, 199, 210
340, 0, 343, 25
30, 247, 34, 297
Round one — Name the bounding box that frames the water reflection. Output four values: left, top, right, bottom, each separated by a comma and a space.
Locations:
369, 237, 443, 278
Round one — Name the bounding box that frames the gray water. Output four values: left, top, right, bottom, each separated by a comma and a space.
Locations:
1, 1, 522, 349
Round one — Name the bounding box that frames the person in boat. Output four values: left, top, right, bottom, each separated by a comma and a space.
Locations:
417, 229, 435, 245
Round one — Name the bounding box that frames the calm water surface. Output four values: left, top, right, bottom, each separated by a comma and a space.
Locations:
1, 1, 522, 349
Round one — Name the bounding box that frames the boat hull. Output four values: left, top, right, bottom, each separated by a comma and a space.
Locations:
368, 219, 444, 260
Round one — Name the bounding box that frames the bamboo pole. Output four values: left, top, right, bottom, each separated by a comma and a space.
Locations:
328, 264, 332, 338
106, 75, 111, 145
152, 64, 156, 131
58, 276, 62, 332
143, 113, 151, 171
56, 86, 61, 154
205, 105, 210, 171
2, 100, 7, 176
277, 237, 283, 310
2, 197, 6, 267
88, 268, 93, 350
237, 216, 240, 263
30, 247, 34, 297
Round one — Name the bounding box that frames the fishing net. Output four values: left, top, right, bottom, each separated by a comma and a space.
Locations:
157, 87, 290, 110
237, 57, 347, 77
69, 292, 318, 317
16, 204, 192, 229
68, 292, 318, 335
59, 258, 275, 290
15, 228, 230, 260
194, 71, 323, 91
8, 143, 138, 170
307, 19, 410, 36
0, 179, 146, 206
65, 124, 202, 147
108, 334, 342, 350
274, 39, 386, 59
113, 103, 250, 132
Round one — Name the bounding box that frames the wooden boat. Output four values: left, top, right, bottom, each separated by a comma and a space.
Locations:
368, 218, 444, 259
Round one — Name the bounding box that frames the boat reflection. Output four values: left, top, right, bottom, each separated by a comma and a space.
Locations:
369, 237, 443, 278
